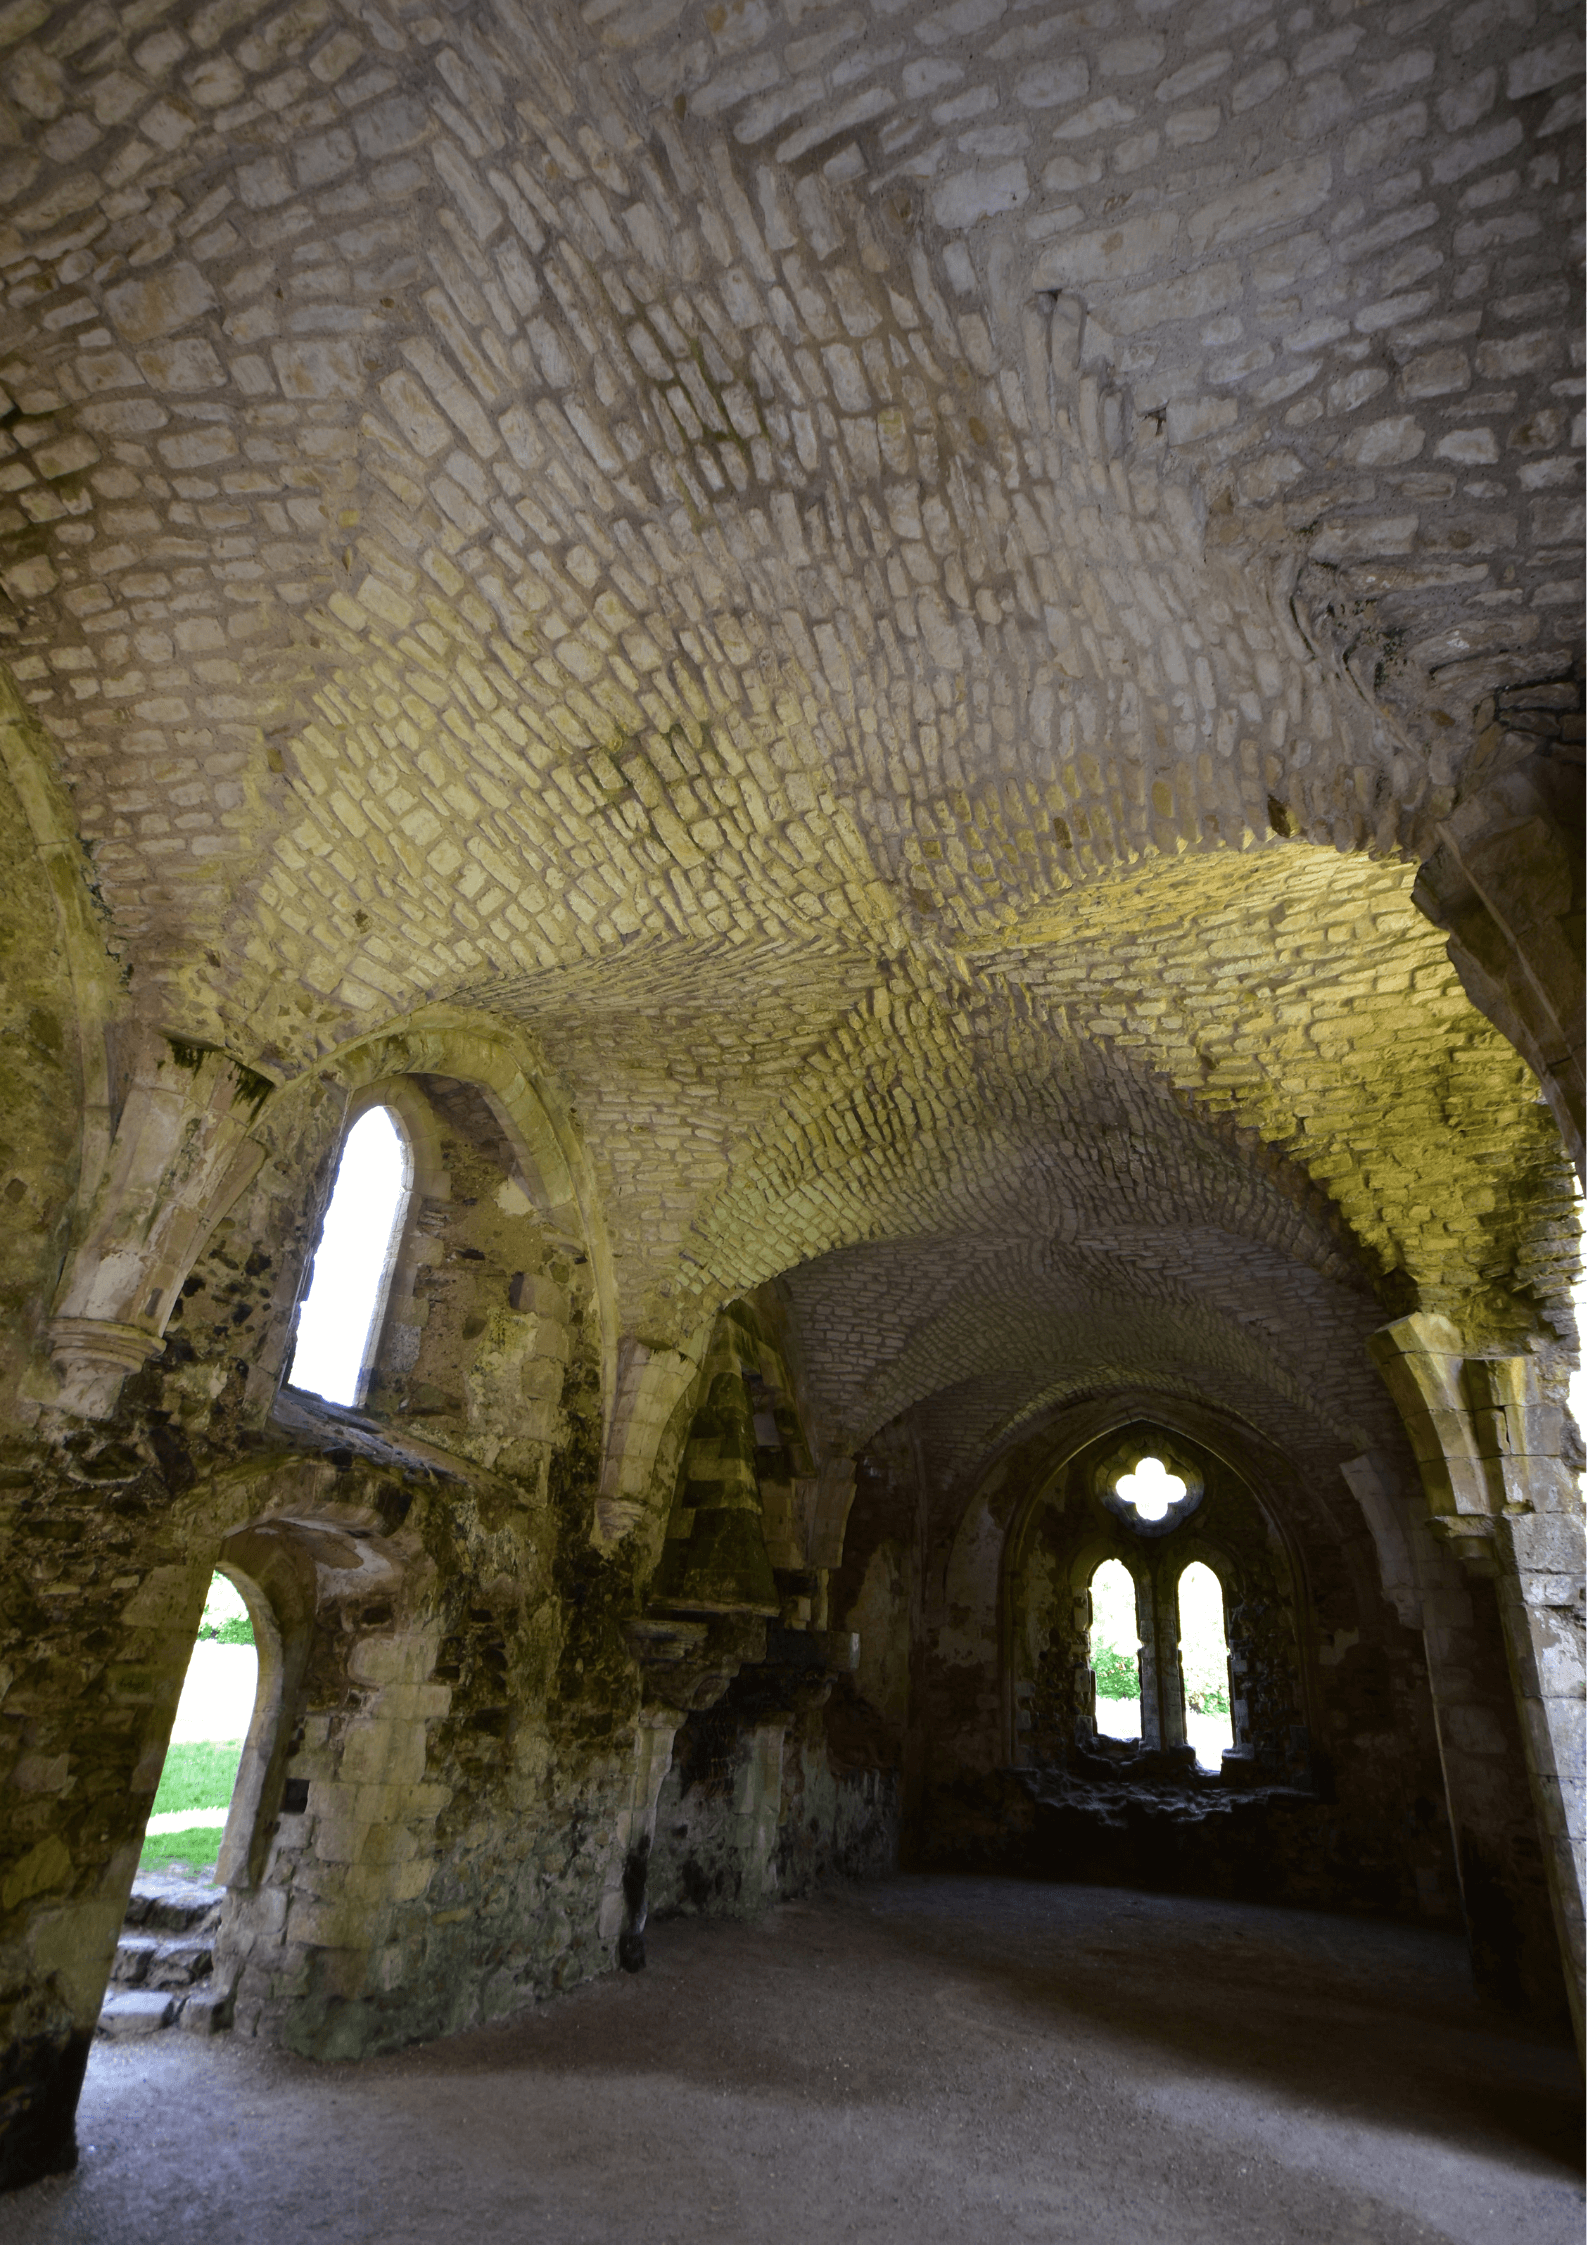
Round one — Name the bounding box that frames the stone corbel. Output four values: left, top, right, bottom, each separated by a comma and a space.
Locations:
623, 1612, 765, 1713
48, 1032, 275, 1418
47, 1317, 168, 1419
1371, 1314, 1580, 1585
1366, 1312, 1497, 1555
593, 1333, 707, 1546
1425, 1510, 1502, 1576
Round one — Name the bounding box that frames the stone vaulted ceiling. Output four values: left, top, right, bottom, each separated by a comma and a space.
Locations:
0, 0, 1578, 1477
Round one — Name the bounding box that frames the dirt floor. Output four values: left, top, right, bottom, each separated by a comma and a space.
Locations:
9, 1876, 1583, 2245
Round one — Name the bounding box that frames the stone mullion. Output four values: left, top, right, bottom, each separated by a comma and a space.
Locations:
1151, 1563, 1188, 1753
1132, 1567, 1162, 1753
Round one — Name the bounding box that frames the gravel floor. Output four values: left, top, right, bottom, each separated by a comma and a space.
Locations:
9, 1876, 1582, 2245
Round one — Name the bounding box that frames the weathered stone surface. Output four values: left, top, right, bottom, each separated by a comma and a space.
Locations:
0, 0, 1580, 2196
96, 1990, 177, 2037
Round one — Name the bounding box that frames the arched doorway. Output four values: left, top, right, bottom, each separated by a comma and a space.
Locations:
140, 1572, 259, 1881
101, 1562, 281, 2036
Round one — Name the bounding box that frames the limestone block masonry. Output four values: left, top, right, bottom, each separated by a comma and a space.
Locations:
0, 0, 1580, 2202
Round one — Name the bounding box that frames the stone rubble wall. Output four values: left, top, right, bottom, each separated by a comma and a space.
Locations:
0, 0, 1579, 2197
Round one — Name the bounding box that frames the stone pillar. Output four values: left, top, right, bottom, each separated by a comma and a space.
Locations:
649, 1314, 779, 1618
806, 1458, 859, 1570
597, 1708, 681, 1973
238, 1622, 453, 2054
736, 1719, 791, 1914
1370, 1313, 1584, 2044
0, 1543, 212, 2191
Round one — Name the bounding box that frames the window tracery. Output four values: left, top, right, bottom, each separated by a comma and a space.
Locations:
1114, 1455, 1187, 1522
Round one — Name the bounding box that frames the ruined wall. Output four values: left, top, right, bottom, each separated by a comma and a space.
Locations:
640, 1292, 901, 1929
0, 755, 86, 1408
0, 1051, 684, 2178
0, 0, 1579, 2196
897, 1398, 1463, 1928
647, 1689, 896, 1924
1010, 1420, 1311, 1775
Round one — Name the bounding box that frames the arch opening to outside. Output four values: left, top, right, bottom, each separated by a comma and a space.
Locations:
1178, 1561, 1234, 1770
1089, 1558, 1141, 1743
141, 1573, 258, 1879
288, 1104, 411, 1407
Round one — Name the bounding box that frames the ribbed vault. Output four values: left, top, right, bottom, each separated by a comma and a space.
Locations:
0, 0, 1575, 1496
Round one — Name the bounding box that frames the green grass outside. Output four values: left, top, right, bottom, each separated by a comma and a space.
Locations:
139, 1738, 243, 1874
152, 1739, 243, 1816
138, 1829, 223, 1876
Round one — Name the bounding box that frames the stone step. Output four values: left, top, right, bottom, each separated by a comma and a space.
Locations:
124, 1869, 225, 1936
145, 1937, 215, 1989
98, 1990, 179, 2038
102, 1869, 230, 2038
98, 1959, 226, 2035
179, 1990, 230, 2036
108, 1934, 159, 1986
111, 1932, 215, 1989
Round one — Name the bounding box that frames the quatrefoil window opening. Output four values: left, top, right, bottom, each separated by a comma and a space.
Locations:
1113, 1454, 1188, 1522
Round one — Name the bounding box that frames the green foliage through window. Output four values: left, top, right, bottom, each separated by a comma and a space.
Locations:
197, 1574, 254, 1646
1091, 1641, 1139, 1700
1178, 1563, 1232, 1718
199, 1613, 254, 1645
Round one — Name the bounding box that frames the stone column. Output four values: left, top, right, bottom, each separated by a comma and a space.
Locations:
1150, 1565, 1188, 1753
0, 1544, 212, 2191
1371, 1313, 1585, 2045
736, 1719, 791, 1914
1132, 1568, 1162, 1752
597, 1708, 681, 1973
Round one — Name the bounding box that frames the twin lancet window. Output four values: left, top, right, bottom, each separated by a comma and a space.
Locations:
287, 1106, 412, 1408
1088, 1455, 1233, 1769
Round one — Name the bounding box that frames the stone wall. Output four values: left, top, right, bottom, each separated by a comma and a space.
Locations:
0, 0, 1580, 2197
865, 1392, 1473, 1932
